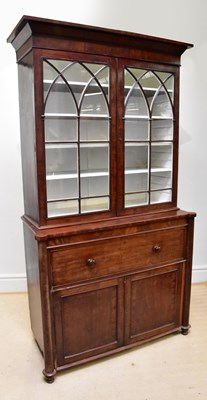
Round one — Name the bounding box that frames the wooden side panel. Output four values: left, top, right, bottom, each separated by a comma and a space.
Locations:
23, 223, 43, 350
181, 215, 195, 333
125, 262, 185, 344
18, 51, 39, 223
53, 278, 124, 366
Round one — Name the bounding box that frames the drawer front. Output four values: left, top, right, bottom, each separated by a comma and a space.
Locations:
50, 226, 186, 286
50, 238, 122, 286
122, 226, 186, 270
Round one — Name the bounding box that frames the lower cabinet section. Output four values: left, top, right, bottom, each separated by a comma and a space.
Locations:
22, 211, 195, 382
53, 262, 185, 368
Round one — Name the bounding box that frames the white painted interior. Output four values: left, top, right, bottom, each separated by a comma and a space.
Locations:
1, 0, 207, 292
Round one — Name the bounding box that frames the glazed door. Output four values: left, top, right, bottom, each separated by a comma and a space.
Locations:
53, 278, 124, 367
37, 50, 117, 223
124, 263, 185, 344
117, 59, 179, 215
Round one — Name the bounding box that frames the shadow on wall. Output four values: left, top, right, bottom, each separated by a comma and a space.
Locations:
179, 127, 192, 145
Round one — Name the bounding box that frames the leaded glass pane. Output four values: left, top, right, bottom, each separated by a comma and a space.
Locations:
45, 117, 77, 142
125, 83, 149, 117
150, 190, 172, 204
125, 119, 149, 141
81, 197, 109, 213
47, 200, 79, 217
80, 79, 109, 115
125, 172, 148, 193
151, 119, 173, 141
151, 89, 173, 118
80, 118, 109, 141
125, 193, 148, 207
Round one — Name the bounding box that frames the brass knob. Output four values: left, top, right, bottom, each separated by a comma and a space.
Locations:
153, 245, 161, 253
86, 258, 96, 268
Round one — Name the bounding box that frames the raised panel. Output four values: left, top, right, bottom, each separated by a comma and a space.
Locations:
53, 278, 124, 366
125, 262, 185, 344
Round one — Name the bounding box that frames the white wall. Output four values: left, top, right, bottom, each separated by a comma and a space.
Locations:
1, 0, 207, 291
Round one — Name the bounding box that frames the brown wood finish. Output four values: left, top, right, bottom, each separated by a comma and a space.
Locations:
50, 225, 186, 287
124, 263, 185, 344
8, 16, 196, 383
53, 278, 124, 366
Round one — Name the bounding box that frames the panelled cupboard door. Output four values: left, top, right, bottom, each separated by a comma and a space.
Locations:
53, 278, 124, 366
124, 262, 185, 344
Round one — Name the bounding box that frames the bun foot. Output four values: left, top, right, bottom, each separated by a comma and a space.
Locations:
42, 369, 56, 383
181, 324, 191, 335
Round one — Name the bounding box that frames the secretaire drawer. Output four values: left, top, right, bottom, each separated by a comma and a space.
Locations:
122, 226, 186, 271
50, 238, 122, 286
49, 226, 186, 286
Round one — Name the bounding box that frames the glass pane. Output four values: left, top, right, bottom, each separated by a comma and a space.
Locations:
139, 71, 160, 109
81, 175, 109, 197
125, 172, 148, 193
151, 171, 172, 191
125, 83, 148, 117
43, 61, 58, 82
125, 144, 149, 171
61, 63, 91, 105
164, 75, 174, 102
151, 89, 173, 118
44, 76, 77, 115
125, 193, 148, 207
83, 63, 104, 76
150, 190, 172, 204
151, 119, 173, 141
81, 197, 109, 213
63, 62, 91, 84
126, 68, 144, 82
80, 118, 109, 141
94, 66, 110, 101
47, 200, 79, 217
44, 59, 73, 81
45, 144, 78, 176
45, 117, 77, 142
47, 178, 78, 201
139, 71, 160, 90
151, 144, 173, 170
155, 71, 171, 81
80, 144, 109, 174
156, 72, 174, 98
125, 119, 149, 141
80, 79, 109, 115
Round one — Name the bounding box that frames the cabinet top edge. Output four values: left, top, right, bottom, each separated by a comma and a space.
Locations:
7, 15, 193, 56
22, 210, 196, 241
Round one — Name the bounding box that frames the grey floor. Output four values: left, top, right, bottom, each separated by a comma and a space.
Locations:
0, 283, 207, 399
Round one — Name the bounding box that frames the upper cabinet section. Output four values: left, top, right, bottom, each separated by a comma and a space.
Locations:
8, 16, 193, 226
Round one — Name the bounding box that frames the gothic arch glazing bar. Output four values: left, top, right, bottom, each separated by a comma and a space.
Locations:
43, 58, 111, 218
124, 66, 174, 209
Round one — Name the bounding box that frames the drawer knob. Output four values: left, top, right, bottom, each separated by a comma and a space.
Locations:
153, 245, 161, 253
86, 258, 96, 268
